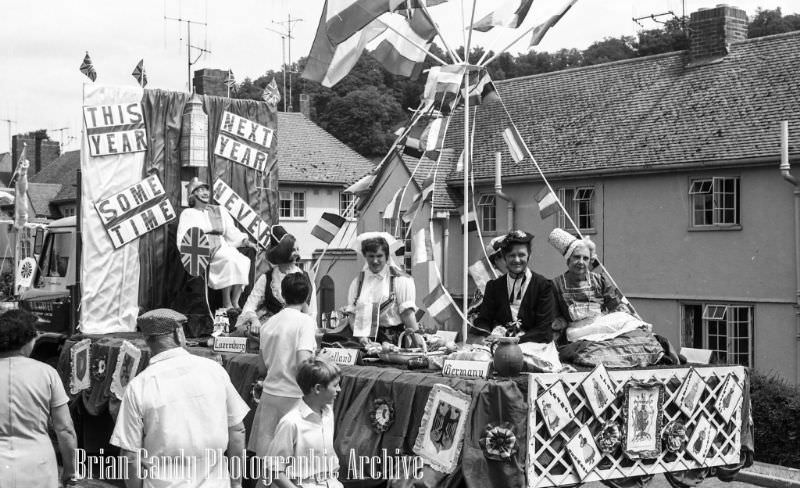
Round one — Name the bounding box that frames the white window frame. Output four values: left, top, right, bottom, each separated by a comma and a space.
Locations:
477, 194, 497, 233
279, 191, 306, 219
557, 186, 595, 233
682, 302, 753, 367
339, 192, 356, 220
689, 177, 740, 228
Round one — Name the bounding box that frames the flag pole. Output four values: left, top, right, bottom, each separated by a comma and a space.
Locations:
381, 22, 449, 65
419, 3, 462, 64
461, 0, 478, 345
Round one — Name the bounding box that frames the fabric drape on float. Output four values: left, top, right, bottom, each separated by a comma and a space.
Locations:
138, 91, 278, 310
80, 84, 145, 333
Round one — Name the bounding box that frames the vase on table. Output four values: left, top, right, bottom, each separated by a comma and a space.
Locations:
491, 336, 524, 377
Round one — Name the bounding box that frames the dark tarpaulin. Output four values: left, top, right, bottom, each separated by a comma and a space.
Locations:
138, 90, 278, 311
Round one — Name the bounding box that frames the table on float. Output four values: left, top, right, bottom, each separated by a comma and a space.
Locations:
57, 335, 753, 488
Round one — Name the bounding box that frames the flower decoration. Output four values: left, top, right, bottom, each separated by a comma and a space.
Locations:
250, 380, 264, 405
479, 422, 519, 461
662, 420, 687, 453
596, 422, 622, 454
369, 398, 395, 433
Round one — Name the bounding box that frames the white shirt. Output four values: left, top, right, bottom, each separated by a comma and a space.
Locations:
266, 401, 342, 488
241, 267, 317, 321
506, 268, 532, 322
345, 265, 416, 328
259, 308, 318, 398
110, 348, 250, 488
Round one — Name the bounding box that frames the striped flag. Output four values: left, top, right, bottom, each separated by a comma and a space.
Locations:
464, 69, 496, 106
346, 173, 375, 194
535, 186, 560, 219
468, 257, 494, 293
262, 77, 281, 106
461, 210, 477, 232
322, 0, 406, 46
412, 227, 434, 265
372, 9, 436, 79
530, 0, 579, 47
311, 212, 347, 244
503, 127, 525, 163
422, 65, 465, 114
79, 52, 97, 82
472, 0, 534, 32
384, 188, 404, 223
131, 59, 147, 88
422, 283, 460, 325
303, 0, 387, 87
403, 174, 434, 222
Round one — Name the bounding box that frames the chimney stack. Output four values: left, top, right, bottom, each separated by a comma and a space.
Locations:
193, 69, 229, 97
688, 5, 748, 63
299, 94, 311, 118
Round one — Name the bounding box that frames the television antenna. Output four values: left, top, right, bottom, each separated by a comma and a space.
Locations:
51, 127, 69, 148
164, 15, 212, 91
265, 13, 303, 112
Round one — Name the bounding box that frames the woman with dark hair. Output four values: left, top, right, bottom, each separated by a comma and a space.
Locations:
0, 310, 78, 487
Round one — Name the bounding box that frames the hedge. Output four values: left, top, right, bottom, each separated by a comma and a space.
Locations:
750, 371, 800, 468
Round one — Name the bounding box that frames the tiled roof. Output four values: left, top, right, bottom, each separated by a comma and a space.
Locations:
30, 150, 79, 202
27, 183, 62, 218
443, 31, 800, 189
277, 112, 375, 186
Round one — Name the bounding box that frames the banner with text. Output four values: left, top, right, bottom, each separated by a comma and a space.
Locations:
94, 174, 176, 249
213, 178, 271, 248
83, 102, 147, 157
213, 111, 275, 172
81, 84, 145, 334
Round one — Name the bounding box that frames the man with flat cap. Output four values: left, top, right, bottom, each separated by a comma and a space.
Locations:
473, 230, 555, 343
177, 177, 255, 310
110, 314, 250, 488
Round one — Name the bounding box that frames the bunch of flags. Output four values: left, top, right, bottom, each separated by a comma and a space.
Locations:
472, 0, 534, 32
78, 53, 150, 88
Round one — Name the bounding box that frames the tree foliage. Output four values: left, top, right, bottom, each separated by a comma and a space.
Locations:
232, 7, 799, 157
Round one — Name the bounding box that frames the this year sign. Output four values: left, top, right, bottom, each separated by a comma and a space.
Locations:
83, 102, 148, 157
94, 174, 176, 249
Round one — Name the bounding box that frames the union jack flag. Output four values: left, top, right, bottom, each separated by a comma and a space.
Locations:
262, 78, 281, 107
132, 59, 147, 88
224, 70, 236, 88
180, 227, 212, 277
80, 52, 97, 82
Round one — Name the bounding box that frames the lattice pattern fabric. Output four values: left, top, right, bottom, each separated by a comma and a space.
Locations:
527, 366, 746, 488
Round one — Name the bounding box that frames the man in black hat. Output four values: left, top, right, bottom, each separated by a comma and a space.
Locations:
235, 225, 316, 334
473, 230, 555, 343
111, 315, 250, 488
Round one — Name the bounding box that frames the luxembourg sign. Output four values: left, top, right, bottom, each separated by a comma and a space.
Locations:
94, 174, 176, 249
83, 102, 147, 157
213, 111, 274, 172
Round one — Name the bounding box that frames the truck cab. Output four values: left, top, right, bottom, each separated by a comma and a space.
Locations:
19, 216, 77, 364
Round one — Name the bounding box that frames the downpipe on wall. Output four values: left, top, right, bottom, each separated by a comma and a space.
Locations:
780, 121, 800, 385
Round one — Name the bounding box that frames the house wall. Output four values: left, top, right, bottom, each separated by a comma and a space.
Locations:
280, 184, 347, 261
442, 164, 800, 382
314, 250, 358, 322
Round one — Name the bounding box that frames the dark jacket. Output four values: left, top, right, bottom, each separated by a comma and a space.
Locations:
474, 271, 556, 343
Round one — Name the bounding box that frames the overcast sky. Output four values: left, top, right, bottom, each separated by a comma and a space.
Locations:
0, 0, 796, 154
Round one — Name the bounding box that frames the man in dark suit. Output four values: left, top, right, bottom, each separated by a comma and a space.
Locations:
473, 230, 555, 343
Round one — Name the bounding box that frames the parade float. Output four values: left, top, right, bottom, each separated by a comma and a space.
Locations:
35, 1, 755, 487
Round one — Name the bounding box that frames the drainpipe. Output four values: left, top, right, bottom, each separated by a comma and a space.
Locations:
494, 152, 515, 230
780, 121, 800, 385
442, 223, 449, 288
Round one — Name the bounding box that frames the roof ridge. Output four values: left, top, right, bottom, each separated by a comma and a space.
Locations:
731, 29, 800, 45
495, 50, 684, 85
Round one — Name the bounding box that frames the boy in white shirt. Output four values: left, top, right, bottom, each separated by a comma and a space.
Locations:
265, 359, 342, 488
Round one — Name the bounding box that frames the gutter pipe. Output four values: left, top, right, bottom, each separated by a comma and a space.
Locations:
780, 120, 800, 386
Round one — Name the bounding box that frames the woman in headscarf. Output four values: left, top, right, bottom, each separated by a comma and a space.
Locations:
0, 310, 77, 487
345, 232, 421, 346
548, 228, 650, 342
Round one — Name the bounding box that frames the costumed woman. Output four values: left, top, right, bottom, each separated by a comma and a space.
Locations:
345, 232, 421, 347
547, 228, 651, 342
473, 230, 556, 343
236, 225, 316, 334
176, 177, 255, 309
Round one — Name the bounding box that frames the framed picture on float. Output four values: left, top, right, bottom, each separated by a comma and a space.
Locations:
535, 380, 575, 437
622, 379, 664, 459
674, 368, 706, 417
413, 384, 471, 474
580, 363, 617, 417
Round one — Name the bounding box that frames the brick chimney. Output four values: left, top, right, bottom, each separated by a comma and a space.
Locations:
193, 68, 229, 97
299, 94, 311, 118
688, 5, 748, 63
